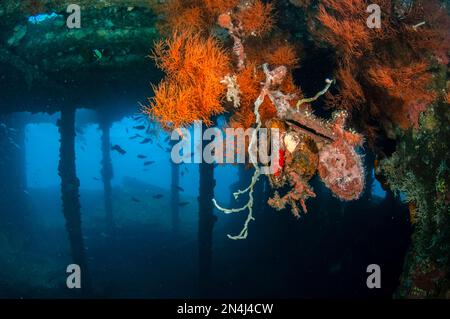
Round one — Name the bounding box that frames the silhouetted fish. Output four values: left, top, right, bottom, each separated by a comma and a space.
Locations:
131, 197, 141, 202
176, 186, 184, 192
179, 202, 189, 207
140, 138, 152, 144
93, 177, 100, 181
111, 144, 126, 155
144, 161, 155, 166
153, 194, 164, 199
137, 155, 147, 159
157, 143, 164, 150
133, 125, 146, 130
132, 115, 144, 121
146, 127, 157, 135
129, 134, 143, 140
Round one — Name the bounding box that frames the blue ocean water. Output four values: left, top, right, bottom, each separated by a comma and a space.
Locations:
0, 108, 411, 299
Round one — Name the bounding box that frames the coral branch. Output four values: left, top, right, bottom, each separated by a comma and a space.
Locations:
221, 74, 241, 108
212, 63, 283, 240
296, 78, 334, 110
212, 169, 259, 239
218, 13, 246, 70
268, 172, 317, 217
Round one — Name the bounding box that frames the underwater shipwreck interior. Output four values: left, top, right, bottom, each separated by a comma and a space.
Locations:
0, 0, 449, 300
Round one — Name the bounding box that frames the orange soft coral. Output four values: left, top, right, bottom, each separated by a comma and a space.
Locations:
154, 0, 220, 34
170, 6, 206, 33
366, 61, 436, 129
145, 31, 230, 129
229, 59, 301, 130
235, 0, 274, 37
149, 0, 285, 131
367, 62, 435, 105
264, 44, 300, 68
217, 12, 233, 29
328, 66, 365, 111
316, 0, 371, 59
204, 0, 239, 16
229, 63, 261, 129
312, 0, 449, 135
401, 0, 450, 64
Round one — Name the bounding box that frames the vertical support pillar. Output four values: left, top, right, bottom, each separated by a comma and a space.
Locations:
170, 147, 180, 235
198, 147, 217, 295
100, 120, 114, 231
58, 107, 91, 295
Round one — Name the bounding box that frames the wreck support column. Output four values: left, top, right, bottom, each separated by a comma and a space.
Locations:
100, 119, 114, 231
198, 158, 217, 295
58, 107, 91, 294
170, 150, 180, 236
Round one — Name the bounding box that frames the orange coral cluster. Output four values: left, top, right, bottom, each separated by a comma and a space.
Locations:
152, 0, 232, 34
311, 0, 450, 137
153, 0, 274, 36
366, 61, 436, 129
145, 31, 230, 129
148, 0, 303, 131
203, 0, 240, 15
316, 0, 372, 60
235, 0, 274, 37
229, 60, 301, 131
147, 0, 371, 225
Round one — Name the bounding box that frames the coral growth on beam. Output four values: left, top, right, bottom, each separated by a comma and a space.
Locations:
145, 0, 450, 299
144, 31, 230, 129
146, 0, 367, 239
310, 0, 450, 140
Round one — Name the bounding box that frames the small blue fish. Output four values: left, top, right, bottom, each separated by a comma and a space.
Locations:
111, 144, 126, 155
131, 197, 141, 203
